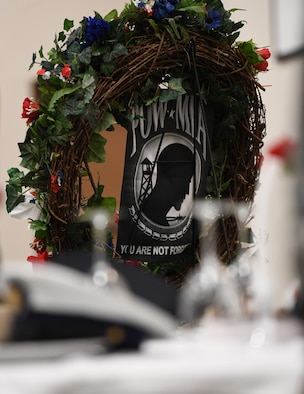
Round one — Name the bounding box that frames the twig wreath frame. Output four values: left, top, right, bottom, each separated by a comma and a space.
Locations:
6, 0, 268, 283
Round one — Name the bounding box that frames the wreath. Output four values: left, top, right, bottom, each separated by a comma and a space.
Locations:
6, 0, 269, 284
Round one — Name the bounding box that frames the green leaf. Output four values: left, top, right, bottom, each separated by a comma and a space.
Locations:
82, 68, 98, 105
86, 133, 107, 163
83, 102, 100, 128
39, 46, 44, 58
77, 46, 92, 65
159, 77, 186, 102
82, 68, 97, 90
34, 229, 48, 240
61, 92, 86, 115
104, 9, 118, 22
29, 220, 48, 231
48, 84, 82, 111
229, 8, 246, 13
100, 61, 116, 76
7, 167, 25, 186
147, 18, 161, 39
102, 43, 128, 62
220, 178, 231, 191
58, 31, 66, 42
5, 184, 25, 213
237, 39, 263, 64
64, 18, 74, 31
18, 142, 41, 171
168, 18, 181, 39
29, 52, 37, 70
87, 184, 116, 217
98, 111, 116, 131
47, 47, 63, 64
178, 6, 206, 15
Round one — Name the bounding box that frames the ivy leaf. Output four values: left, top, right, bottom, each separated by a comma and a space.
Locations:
238, 39, 263, 64
100, 61, 116, 76
7, 167, 25, 186
5, 184, 25, 213
21, 170, 49, 189
86, 133, 107, 163
102, 43, 128, 62
159, 77, 186, 102
98, 111, 116, 131
18, 141, 44, 171
29, 220, 48, 232
82, 68, 97, 104
58, 31, 66, 42
34, 228, 49, 240
61, 93, 86, 115
83, 102, 101, 128
82, 70, 97, 89
64, 18, 74, 32
47, 47, 64, 64
77, 46, 92, 65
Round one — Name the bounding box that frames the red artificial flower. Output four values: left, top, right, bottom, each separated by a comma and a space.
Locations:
254, 61, 269, 72
27, 250, 50, 264
144, 9, 154, 17
61, 63, 72, 78
30, 237, 47, 253
112, 210, 119, 224
124, 260, 142, 267
253, 48, 271, 72
37, 68, 47, 76
268, 138, 297, 160
21, 97, 40, 126
50, 175, 60, 193
257, 48, 271, 60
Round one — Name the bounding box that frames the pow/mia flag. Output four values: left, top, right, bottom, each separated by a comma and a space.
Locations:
116, 95, 211, 263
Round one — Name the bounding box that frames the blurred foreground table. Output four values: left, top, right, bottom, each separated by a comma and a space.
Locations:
0, 317, 303, 394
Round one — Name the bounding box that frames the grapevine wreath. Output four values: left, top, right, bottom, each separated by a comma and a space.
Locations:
6, 0, 269, 285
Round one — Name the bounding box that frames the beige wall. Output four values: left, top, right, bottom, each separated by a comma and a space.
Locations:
224, 0, 302, 308
0, 1, 302, 309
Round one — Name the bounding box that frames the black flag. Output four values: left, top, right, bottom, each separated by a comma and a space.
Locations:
116, 95, 211, 263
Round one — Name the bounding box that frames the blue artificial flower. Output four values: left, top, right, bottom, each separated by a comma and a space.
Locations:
153, 0, 178, 19
83, 16, 110, 46
204, 10, 222, 29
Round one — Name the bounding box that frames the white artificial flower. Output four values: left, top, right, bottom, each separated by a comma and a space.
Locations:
9, 190, 42, 221
132, 0, 155, 14
42, 71, 51, 80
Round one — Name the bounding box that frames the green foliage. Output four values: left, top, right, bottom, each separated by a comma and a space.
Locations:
87, 184, 116, 217
238, 39, 264, 64
86, 133, 107, 163
159, 78, 187, 102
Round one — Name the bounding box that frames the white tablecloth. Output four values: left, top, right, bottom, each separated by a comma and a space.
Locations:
0, 317, 303, 394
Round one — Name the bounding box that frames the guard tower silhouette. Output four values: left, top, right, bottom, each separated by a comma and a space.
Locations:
138, 157, 153, 206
